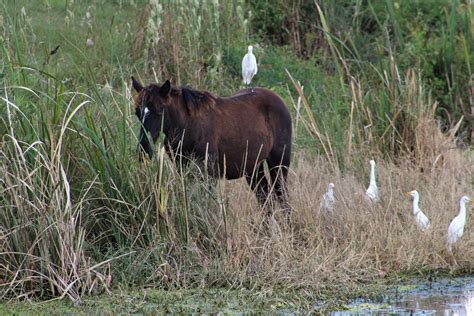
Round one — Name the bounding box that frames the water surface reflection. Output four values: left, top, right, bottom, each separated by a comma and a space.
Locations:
332, 277, 474, 316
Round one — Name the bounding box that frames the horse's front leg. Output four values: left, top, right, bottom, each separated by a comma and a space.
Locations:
162, 139, 190, 175
200, 146, 220, 179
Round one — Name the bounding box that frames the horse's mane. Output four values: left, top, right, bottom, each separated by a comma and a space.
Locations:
179, 86, 216, 116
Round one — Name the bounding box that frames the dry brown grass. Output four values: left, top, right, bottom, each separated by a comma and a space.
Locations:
210, 148, 473, 291
188, 65, 474, 292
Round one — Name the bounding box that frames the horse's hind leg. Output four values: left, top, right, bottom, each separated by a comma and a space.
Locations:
245, 162, 270, 206
267, 147, 291, 210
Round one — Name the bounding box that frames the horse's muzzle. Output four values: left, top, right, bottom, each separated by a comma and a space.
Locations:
138, 127, 153, 160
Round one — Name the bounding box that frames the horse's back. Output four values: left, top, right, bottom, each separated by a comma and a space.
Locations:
214, 88, 292, 177
222, 88, 291, 121
237, 88, 291, 135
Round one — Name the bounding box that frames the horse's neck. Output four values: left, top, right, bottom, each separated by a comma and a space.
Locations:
163, 106, 195, 152
163, 105, 186, 135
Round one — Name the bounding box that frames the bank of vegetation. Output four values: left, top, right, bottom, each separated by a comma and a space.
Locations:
1, 0, 472, 312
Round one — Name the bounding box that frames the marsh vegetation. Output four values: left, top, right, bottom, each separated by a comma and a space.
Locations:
1, 0, 472, 312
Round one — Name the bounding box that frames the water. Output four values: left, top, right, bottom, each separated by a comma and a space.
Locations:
332, 277, 474, 316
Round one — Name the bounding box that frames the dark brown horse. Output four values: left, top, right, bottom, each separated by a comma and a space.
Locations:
132, 77, 292, 207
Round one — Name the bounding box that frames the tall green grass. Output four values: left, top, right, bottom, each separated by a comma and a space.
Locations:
0, 46, 228, 300
251, 0, 472, 145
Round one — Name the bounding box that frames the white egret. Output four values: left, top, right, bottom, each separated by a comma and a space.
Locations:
365, 160, 379, 202
447, 196, 472, 251
86, 38, 94, 48
242, 45, 257, 88
319, 182, 335, 212
405, 190, 430, 231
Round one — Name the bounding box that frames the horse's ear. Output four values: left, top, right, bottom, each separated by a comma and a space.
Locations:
131, 76, 143, 93
160, 80, 171, 97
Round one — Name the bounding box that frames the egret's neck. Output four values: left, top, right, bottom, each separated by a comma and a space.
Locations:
369, 165, 376, 187
328, 187, 334, 197
412, 196, 419, 215
458, 201, 467, 219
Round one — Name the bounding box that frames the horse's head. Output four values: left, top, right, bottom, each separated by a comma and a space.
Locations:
132, 76, 172, 159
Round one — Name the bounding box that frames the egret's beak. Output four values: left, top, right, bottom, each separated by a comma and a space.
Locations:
469, 200, 474, 205
405, 191, 412, 197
